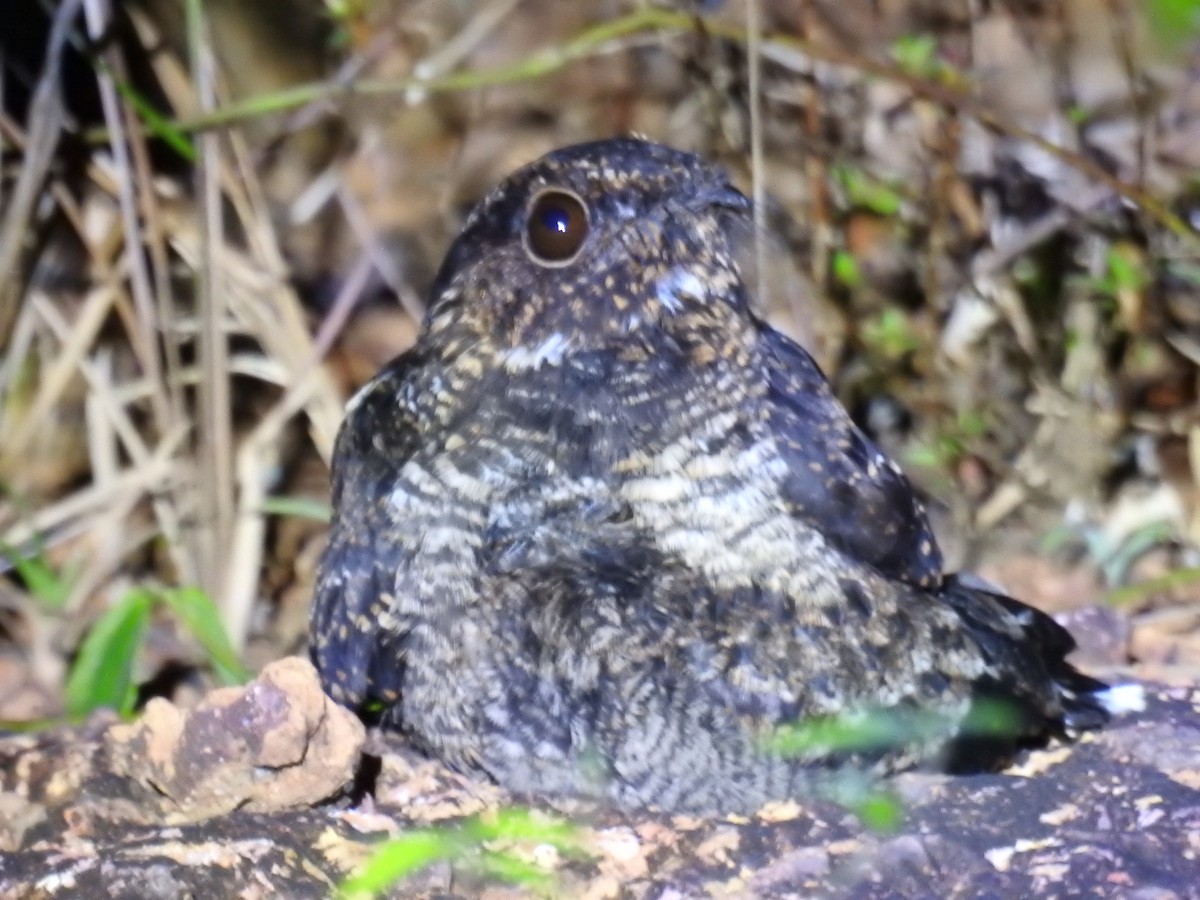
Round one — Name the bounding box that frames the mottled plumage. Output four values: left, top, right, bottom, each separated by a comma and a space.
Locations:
311, 138, 1115, 813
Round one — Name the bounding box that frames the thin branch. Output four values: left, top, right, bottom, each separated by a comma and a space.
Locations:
81, 0, 170, 430
186, 0, 235, 604
746, 0, 767, 311
0, 0, 82, 343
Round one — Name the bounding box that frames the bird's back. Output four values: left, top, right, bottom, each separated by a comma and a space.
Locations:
363, 344, 1093, 812
309, 137, 1127, 814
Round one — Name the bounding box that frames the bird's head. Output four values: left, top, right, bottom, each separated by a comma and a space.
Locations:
424, 138, 758, 370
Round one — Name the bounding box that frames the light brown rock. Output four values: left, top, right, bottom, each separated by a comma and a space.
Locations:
106, 656, 364, 823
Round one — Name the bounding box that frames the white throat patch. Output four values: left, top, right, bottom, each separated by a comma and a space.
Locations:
656, 267, 707, 314
499, 332, 574, 371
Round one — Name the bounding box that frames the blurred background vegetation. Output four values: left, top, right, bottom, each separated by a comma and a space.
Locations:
1, 0, 1199, 725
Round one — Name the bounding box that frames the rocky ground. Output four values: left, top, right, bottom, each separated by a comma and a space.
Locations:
1, 659, 1198, 898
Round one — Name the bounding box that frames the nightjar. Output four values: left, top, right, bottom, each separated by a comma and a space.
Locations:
310, 137, 1132, 813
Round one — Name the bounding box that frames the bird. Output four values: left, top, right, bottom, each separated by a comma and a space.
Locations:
309, 137, 1133, 814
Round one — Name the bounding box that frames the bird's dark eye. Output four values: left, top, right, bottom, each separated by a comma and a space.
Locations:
524, 189, 589, 265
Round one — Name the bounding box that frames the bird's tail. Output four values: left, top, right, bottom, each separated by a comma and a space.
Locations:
938, 573, 1142, 751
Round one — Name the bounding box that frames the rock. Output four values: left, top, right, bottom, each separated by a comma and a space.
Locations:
105, 656, 365, 823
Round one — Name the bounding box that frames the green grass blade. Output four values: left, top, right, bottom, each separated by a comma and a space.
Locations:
0, 543, 73, 611
64, 588, 154, 718
259, 495, 332, 522
338, 811, 582, 897
840, 783, 905, 832
161, 586, 252, 685
1148, 0, 1200, 51
110, 80, 196, 162
464, 808, 579, 850
338, 831, 457, 898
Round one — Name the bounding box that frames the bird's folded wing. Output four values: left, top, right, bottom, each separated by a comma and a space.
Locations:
310, 355, 424, 708
762, 327, 944, 589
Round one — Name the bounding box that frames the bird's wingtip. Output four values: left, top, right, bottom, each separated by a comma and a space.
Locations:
1093, 682, 1147, 715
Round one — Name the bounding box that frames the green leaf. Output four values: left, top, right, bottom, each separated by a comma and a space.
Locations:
770, 709, 910, 756
770, 698, 1023, 759
161, 586, 252, 685
820, 772, 906, 833
1106, 564, 1200, 606
1066, 104, 1091, 125
465, 808, 579, 850
1, 544, 73, 610
65, 588, 154, 718
834, 165, 903, 217
959, 697, 1022, 737
112, 80, 196, 162
338, 810, 582, 897
851, 790, 904, 832
1104, 246, 1148, 294
771, 706, 951, 756
1148, 0, 1200, 52
955, 410, 988, 438
339, 831, 458, 897
0, 716, 69, 733
904, 443, 946, 470
861, 308, 920, 359
890, 34, 939, 77
259, 495, 332, 522
832, 250, 863, 288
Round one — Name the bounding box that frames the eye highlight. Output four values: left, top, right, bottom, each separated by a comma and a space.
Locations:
524, 188, 589, 265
